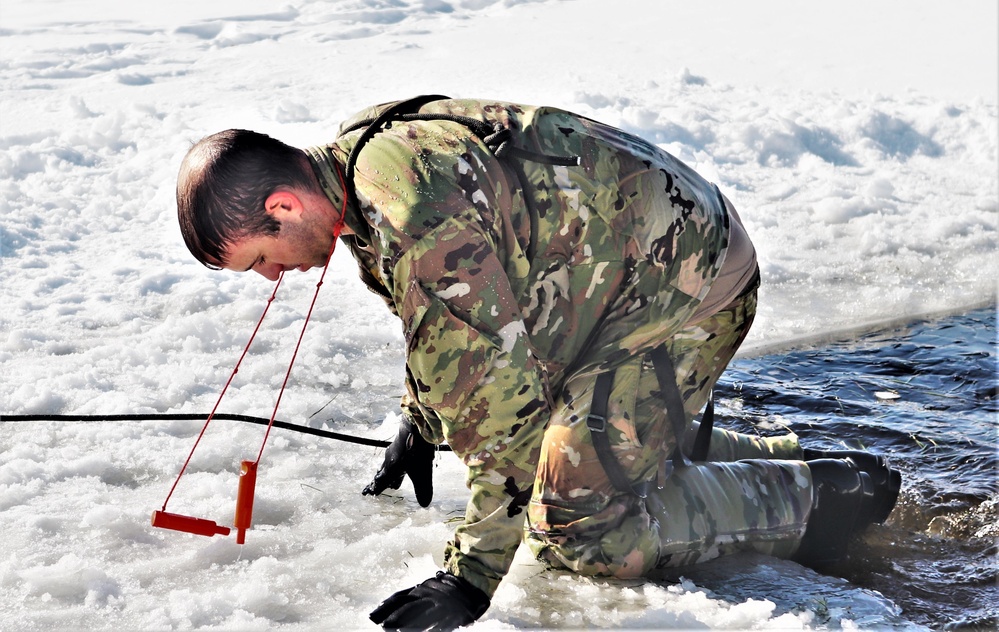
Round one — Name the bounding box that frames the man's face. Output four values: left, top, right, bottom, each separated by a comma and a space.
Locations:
220, 188, 338, 281
222, 213, 334, 281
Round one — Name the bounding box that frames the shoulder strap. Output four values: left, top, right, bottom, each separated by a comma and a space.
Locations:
342, 94, 451, 212
340, 95, 580, 216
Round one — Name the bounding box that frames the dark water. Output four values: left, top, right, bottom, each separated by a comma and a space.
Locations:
713, 307, 998, 629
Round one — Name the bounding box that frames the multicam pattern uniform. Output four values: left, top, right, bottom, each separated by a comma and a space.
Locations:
306, 98, 811, 598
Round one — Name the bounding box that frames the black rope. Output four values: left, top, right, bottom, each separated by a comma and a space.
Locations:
0, 413, 453, 451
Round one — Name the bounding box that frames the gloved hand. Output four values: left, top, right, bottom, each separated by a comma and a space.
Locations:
362, 417, 435, 507
369, 571, 490, 631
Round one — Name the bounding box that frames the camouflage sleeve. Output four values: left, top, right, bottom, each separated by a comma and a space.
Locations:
392, 215, 550, 598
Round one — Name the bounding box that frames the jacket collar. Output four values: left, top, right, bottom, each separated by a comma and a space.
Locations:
305, 144, 371, 247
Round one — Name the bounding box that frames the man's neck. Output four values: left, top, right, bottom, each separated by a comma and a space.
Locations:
304, 145, 352, 235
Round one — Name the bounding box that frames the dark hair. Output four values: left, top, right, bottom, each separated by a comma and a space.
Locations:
176, 129, 316, 267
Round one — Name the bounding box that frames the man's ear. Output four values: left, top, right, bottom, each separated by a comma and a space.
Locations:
263, 189, 304, 221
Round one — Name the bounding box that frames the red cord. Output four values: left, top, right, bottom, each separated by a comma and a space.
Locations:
161, 274, 283, 511
254, 221, 345, 463
161, 159, 349, 512
254, 160, 348, 465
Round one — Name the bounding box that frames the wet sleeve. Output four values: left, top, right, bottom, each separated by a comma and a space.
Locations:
392, 216, 551, 598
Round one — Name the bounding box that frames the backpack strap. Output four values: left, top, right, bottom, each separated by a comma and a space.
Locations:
340, 95, 580, 223
341, 94, 451, 213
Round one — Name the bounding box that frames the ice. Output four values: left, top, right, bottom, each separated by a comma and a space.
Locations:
1, 0, 995, 628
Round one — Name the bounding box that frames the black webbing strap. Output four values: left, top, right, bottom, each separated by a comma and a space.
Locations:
586, 345, 718, 498
586, 370, 650, 498
342, 94, 451, 213
341, 95, 581, 214
649, 345, 692, 483
690, 393, 714, 462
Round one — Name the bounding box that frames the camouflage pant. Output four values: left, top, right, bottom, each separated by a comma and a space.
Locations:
526, 279, 812, 577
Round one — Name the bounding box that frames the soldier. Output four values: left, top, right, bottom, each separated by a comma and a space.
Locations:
176, 96, 901, 630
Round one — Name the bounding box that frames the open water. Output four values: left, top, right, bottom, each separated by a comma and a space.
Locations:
711, 307, 998, 629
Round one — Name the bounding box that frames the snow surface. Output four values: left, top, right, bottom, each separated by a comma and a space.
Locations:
0, 0, 996, 629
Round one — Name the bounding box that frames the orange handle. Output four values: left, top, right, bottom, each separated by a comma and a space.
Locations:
233, 460, 258, 544
151, 511, 231, 537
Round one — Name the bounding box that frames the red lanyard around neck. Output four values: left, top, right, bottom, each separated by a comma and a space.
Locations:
153, 162, 349, 543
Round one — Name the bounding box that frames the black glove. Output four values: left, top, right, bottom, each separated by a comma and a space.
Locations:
362, 417, 435, 507
370, 571, 490, 631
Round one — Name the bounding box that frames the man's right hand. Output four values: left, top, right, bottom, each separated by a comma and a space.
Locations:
362, 417, 435, 507
370, 571, 490, 630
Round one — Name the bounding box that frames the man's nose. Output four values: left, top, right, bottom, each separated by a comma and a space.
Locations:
254, 264, 282, 282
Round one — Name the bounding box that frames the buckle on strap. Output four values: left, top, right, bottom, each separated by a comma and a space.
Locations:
632, 480, 650, 499
586, 413, 606, 432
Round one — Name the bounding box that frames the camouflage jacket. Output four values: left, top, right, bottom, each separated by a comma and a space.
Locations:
306, 98, 731, 597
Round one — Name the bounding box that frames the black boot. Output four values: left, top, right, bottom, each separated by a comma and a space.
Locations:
802, 448, 901, 524
792, 458, 876, 569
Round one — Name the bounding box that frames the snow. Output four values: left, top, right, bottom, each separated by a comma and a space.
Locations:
0, 0, 995, 629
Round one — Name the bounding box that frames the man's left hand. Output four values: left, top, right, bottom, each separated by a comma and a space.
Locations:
362, 417, 435, 507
